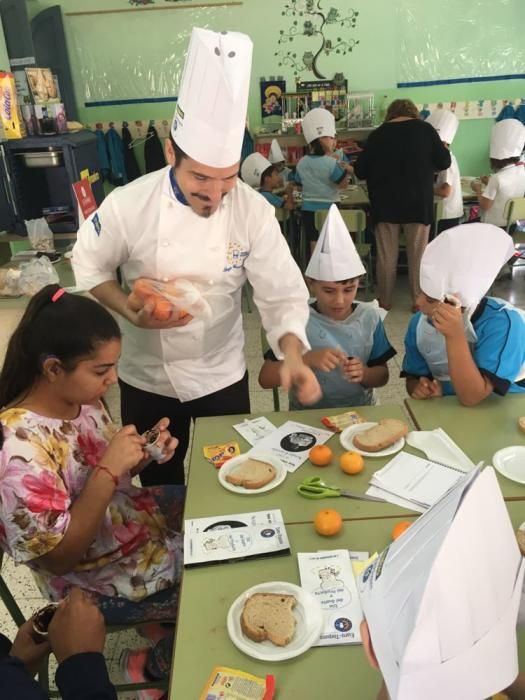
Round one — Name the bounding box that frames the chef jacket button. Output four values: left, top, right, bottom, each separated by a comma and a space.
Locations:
208, 280, 214, 285
162, 241, 170, 247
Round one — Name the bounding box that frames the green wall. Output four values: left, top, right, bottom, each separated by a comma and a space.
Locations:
20, 0, 525, 176
0, 17, 9, 72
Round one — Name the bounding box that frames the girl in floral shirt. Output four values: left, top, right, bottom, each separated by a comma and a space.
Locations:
0, 285, 184, 697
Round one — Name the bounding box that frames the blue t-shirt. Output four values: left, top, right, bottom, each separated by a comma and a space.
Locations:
401, 298, 525, 396
259, 190, 285, 208
295, 155, 345, 211
264, 302, 396, 409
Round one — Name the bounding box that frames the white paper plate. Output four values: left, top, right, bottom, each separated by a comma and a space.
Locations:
492, 446, 525, 485
227, 581, 323, 661
340, 421, 405, 457
218, 453, 287, 494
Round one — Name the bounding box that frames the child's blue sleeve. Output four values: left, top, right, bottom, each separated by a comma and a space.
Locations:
367, 319, 397, 366
401, 315, 432, 378
330, 163, 346, 182
260, 191, 285, 208
293, 170, 302, 184
474, 307, 525, 395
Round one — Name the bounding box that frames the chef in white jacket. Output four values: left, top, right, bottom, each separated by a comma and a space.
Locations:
72, 28, 320, 486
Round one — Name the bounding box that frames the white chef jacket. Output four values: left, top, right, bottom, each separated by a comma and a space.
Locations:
481, 163, 525, 227
435, 152, 463, 220
72, 166, 309, 402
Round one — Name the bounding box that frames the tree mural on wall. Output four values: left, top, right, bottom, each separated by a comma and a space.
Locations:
275, 0, 360, 80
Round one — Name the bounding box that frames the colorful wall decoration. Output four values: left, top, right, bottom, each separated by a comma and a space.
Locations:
275, 0, 360, 80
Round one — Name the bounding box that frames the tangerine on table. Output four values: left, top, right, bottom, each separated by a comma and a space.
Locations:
339, 451, 364, 475
314, 508, 343, 536
309, 444, 333, 467
391, 521, 412, 540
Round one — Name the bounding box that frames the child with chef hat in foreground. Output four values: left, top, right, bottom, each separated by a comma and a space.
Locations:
259, 204, 396, 409
241, 152, 295, 210
358, 465, 525, 700
295, 108, 351, 250
472, 119, 525, 227
402, 223, 525, 406
426, 109, 463, 233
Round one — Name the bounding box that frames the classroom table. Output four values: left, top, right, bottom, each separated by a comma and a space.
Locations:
169, 501, 525, 700
186, 404, 421, 524
0, 259, 74, 311
405, 395, 525, 499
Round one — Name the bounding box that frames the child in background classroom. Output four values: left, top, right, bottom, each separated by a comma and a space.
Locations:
402, 223, 525, 407
471, 119, 525, 228
295, 108, 351, 251
241, 152, 295, 210
426, 109, 464, 233
259, 204, 396, 409
268, 138, 293, 182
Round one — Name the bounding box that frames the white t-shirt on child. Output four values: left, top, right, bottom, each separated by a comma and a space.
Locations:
481, 163, 525, 227
436, 152, 463, 219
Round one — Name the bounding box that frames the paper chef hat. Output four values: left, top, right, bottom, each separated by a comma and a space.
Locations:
268, 139, 285, 164
171, 28, 253, 168
305, 204, 366, 280
426, 109, 459, 145
358, 467, 525, 700
419, 223, 515, 309
490, 119, 525, 159
240, 152, 272, 188
302, 107, 336, 144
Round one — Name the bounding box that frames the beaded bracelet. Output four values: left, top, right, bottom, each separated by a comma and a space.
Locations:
95, 464, 119, 487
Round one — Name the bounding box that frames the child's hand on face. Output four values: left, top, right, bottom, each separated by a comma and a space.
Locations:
343, 357, 365, 383
305, 348, 346, 372
411, 377, 442, 400
431, 302, 464, 339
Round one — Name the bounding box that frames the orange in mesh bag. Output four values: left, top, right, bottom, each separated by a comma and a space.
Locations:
130, 278, 212, 322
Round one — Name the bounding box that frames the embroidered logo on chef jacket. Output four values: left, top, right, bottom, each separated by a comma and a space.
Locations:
223, 242, 248, 271
91, 213, 101, 236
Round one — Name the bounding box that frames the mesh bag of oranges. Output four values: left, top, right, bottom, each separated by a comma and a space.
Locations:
128, 278, 212, 322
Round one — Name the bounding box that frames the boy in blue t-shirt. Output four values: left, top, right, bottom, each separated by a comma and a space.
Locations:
240, 152, 295, 210
259, 205, 396, 409
402, 223, 525, 405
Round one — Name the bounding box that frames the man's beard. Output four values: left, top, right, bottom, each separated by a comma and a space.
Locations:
191, 191, 225, 218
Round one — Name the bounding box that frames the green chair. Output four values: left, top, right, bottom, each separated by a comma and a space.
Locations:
504, 197, 525, 270
275, 207, 291, 247
433, 198, 445, 238
259, 327, 281, 411
0, 550, 169, 696
314, 208, 374, 293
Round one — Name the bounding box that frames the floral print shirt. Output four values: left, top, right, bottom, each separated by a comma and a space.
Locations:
0, 403, 181, 602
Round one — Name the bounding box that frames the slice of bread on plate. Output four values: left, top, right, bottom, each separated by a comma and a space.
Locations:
241, 592, 296, 646
353, 418, 409, 452
225, 458, 277, 489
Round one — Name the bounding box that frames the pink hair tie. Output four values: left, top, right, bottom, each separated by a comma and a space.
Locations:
51, 288, 66, 303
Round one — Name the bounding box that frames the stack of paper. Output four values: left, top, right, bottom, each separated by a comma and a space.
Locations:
247, 420, 332, 473
366, 451, 468, 512
297, 550, 363, 646
184, 510, 290, 568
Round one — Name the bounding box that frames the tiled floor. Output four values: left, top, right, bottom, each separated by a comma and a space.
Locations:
0, 268, 524, 697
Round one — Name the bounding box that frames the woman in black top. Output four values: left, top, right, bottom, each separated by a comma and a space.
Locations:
354, 99, 451, 310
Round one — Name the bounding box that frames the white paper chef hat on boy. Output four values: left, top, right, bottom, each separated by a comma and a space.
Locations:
490, 119, 525, 159
426, 109, 459, 145
268, 139, 285, 164
305, 204, 366, 280
302, 107, 336, 144
240, 152, 272, 188
358, 466, 525, 700
419, 223, 515, 310
171, 28, 253, 168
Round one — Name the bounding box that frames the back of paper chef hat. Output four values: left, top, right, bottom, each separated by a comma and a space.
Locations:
358, 467, 524, 700
490, 119, 525, 159
171, 28, 253, 168
426, 109, 459, 145
302, 107, 336, 144
419, 223, 515, 309
240, 152, 272, 188
305, 204, 366, 280
268, 139, 285, 164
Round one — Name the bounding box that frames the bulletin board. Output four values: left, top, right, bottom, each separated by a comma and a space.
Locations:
397, 0, 525, 86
